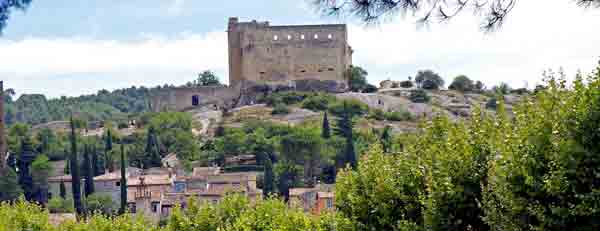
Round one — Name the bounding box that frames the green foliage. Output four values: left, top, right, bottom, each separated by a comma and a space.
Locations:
263, 158, 275, 198
322, 112, 331, 139
347, 66, 369, 92
83, 145, 94, 196
492, 82, 511, 95
223, 165, 264, 172
271, 103, 290, 115
68, 117, 84, 216
328, 99, 369, 117
301, 93, 336, 111
448, 75, 474, 92
415, 70, 444, 90
191, 70, 221, 86
48, 197, 74, 214
85, 193, 114, 215
18, 136, 36, 201
0, 169, 23, 202
409, 89, 431, 103
260, 91, 310, 106
0, 198, 55, 231
334, 101, 357, 169
119, 145, 127, 215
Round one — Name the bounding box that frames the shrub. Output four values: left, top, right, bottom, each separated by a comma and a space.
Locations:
47, 197, 74, 213
368, 109, 385, 120
399, 80, 414, 88
384, 110, 412, 121
510, 87, 530, 95
301, 94, 335, 111
409, 89, 431, 103
485, 97, 498, 109
328, 99, 369, 117
421, 79, 440, 90
85, 193, 115, 215
260, 91, 310, 106
271, 104, 290, 115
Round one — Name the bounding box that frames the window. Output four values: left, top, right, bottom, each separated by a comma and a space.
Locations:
314, 34, 319, 39
128, 203, 137, 213
300, 70, 306, 73
151, 202, 160, 213
116, 181, 120, 186
300, 34, 305, 39
328, 67, 335, 71
287, 35, 292, 40
273, 35, 278, 40
326, 198, 333, 208
328, 34, 333, 39
192, 95, 199, 106
259, 71, 265, 74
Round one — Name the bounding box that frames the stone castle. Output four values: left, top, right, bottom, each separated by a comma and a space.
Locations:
151, 18, 353, 112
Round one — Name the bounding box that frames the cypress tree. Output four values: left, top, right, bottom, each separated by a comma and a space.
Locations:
380, 125, 392, 153
263, 157, 274, 198
59, 180, 66, 199
18, 136, 37, 201
119, 144, 127, 214
91, 145, 101, 176
322, 111, 331, 139
104, 129, 113, 172
69, 116, 84, 216
0, 168, 22, 202
83, 144, 94, 197
145, 126, 161, 168
334, 101, 357, 169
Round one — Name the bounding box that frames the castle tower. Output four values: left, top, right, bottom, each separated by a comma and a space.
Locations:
228, 17, 243, 88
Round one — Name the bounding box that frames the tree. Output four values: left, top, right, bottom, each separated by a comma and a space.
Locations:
59, 180, 66, 199
119, 144, 127, 215
474, 80, 485, 91
91, 145, 101, 176
492, 82, 511, 94
347, 66, 369, 92
83, 145, 95, 197
321, 111, 331, 139
263, 157, 274, 198
380, 125, 392, 153
314, 0, 600, 32
279, 128, 322, 187
334, 101, 357, 169
0, 0, 32, 34
415, 70, 444, 89
194, 70, 221, 86
104, 128, 113, 172
17, 136, 36, 201
69, 116, 84, 217
448, 75, 474, 92
30, 154, 52, 204
145, 126, 161, 168
0, 168, 22, 201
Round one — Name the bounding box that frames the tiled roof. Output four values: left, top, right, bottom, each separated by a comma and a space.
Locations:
127, 174, 172, 186
289, 188, 317, 196
192, 167, 221, 177
317, 192, 334, 198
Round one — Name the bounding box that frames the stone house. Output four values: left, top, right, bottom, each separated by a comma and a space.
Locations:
289, 184, 335, 215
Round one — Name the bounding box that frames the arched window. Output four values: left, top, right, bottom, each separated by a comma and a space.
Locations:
287, 35, 292, 40
300, 34, 305, 40
314, 34, 319, 39
328, 34, 333, 39
273, 35, 278, 40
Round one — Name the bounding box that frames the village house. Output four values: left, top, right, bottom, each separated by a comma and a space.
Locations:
289, 184, 335, 215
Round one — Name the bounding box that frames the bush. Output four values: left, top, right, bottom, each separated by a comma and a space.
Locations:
86, 193, 114, 215
384, 110, 413, 121
224, 165, 264, 172
271, 104, 290, 115
368, 109, 385, 120
300, 94, 335, 111
260, 91, 310, 106
421, 79, 440, 90
409, 89, 430, 103
399, 80, 414, 88
485, 97, 498, 109
48, 197, 74, 213
328, 99, 369, 117
510, 87, 530, 95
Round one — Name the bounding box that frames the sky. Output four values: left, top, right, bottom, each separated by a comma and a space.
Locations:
1, 0, 599, 98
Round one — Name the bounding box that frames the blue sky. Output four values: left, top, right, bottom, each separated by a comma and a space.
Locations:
1, 0, 600, 98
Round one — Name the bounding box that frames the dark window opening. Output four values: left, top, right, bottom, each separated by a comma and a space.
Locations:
300, 70, 306, 73
116, 182, 120, 186
328, 68, 335, 71
318, 69, 323, 72
151, 202, 160, 213
192, 95, 199, 106
259, 71, 265, 74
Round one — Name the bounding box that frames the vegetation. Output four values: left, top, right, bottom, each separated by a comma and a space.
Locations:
347, 66, 370, 92
409, 89, 431, 103
448, 75, 475, 92
85, 193, 114, 215
415, 70, 444, 90
187, 70, 222, 87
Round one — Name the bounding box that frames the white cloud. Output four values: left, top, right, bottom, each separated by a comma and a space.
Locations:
0, 32, 228, 97
1, 0, 599, 98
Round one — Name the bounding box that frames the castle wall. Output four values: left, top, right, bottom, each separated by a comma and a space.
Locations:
228, 18, 352, 92
150, 86, 240, 112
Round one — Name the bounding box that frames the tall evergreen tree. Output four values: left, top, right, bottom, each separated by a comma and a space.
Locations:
263, 157, 274, 198
59, 180, 66, 199
334, 101, 357, 169
145, 126, 161, 168
0, 168, 22, 202
380, 125, 392, 153
83, 145, 94, 197
91, 145, 101, 176
69, 116, 84, 216
17, 136, 36, 201
321, 111, 331, 139
119, 144, 127, 215
104, 129, 113, 172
